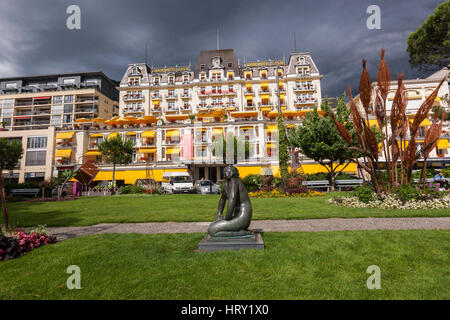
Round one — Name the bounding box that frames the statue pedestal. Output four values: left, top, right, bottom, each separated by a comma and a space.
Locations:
198, 230, 264, 252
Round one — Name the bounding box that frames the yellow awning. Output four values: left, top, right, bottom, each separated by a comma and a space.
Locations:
261, 82, 268, 88
55, 149, 72, 158
56, 132, 75, 140
437, 139, 450, 149
166, 148, 180, 155
142, 131, 156, 138
138, 147, 156, 154
126, 132, 136, 136
260, 94, 270, 100
246, 83, 252, 88
240, 126, 254, 130
108, 132, 119, 139
287, 124, 297, 128
231, 111, 258, 118
266, 143, 276, 148
166, 115, 188, 122
92, 118, 106, 123
408, 118, 432, 127
90, 133, 103, 138
75, 118, 91, 123
85, 151, 101, 156
261, 107, 271, 112
245, 95, 253, 100
166, 130, 180, 138
152, 100, 160, 105
267, 125, 278, 133
212, 128, 223, 135
366, 120, 379, 128
280, 93, 285, 99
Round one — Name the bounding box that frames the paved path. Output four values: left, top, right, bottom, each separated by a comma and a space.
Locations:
47, 217, 450, 241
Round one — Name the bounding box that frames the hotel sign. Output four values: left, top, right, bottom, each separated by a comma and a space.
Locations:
244, 60, 284, 68
152, 66, 191, 73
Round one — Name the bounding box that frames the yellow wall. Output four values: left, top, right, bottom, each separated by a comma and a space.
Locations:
93, 168, 188, 184
236, 163, 357, 178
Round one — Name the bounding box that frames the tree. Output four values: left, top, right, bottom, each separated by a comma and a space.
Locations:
289, 96, 356, 190
277, 114, 289, 180
58, 170, 75, 200
406, 1, 450, 71
0, 138, 23, 230
98, 135, 133, 195
211, 132, 250, 164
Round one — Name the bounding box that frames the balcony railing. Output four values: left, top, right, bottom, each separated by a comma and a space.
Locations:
297, 72, 312, 77
294, 85, 315, 92
165, 93, 178, 100
123, 93, 144, 101
180, 93, 191, 99
123, 107, 143, 113
295, 98, 316, 105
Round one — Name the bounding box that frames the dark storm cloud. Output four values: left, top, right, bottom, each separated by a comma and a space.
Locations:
0, 0, 444, 97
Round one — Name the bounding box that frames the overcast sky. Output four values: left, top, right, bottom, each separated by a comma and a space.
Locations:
0, 0, 444, 97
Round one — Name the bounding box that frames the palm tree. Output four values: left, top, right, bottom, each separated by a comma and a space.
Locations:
58, 169, 75, 200
98, 135, 133, 195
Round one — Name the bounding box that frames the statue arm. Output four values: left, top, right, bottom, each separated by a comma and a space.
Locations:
225, 179, 238, 220
215, 182, 227, 220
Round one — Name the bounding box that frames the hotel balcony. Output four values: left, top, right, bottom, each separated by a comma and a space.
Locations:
294, 98, 317, 106
123, 106, 143, 114
180, 104, 191, 112
127, 79, 140, 86
165, 93, 178, 100
180, 92, 192, 99
164, 106, 180, 113
293, 85, 315, 92
244, 90, 255, 96
258, 89, 272, 95
296, 72, 312, 78
123, 93, 145, 101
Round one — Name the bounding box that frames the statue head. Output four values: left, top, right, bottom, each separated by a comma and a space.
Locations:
223, 165, 239, 180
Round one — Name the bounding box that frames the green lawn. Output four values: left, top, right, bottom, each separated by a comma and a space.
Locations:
0, 230, 448, 299
5, 193, 450, 227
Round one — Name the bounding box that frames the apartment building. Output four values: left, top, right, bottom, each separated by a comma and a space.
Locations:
0, 71, 120, 183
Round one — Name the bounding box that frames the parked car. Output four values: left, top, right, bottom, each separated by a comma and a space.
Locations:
52, 182, 74, 197
195, 180, 220, 194
161, 172, 194, 194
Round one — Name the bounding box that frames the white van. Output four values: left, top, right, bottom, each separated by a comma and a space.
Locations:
161, 171, 194, 194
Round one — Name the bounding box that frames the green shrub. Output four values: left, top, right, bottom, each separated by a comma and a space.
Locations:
393, 185, 421, 203
353, 185, 375, 203
241, 174, 261, 192
119, 186, 133, 195
441, 167, 450, 178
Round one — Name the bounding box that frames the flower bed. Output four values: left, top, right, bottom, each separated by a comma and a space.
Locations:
328, 194, 450, 210
0, 227, 56, 261
249, 188, 325, 198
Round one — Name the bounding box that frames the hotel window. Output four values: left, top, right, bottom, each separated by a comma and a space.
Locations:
129, 77, 140, 86
200, 72, 206, 81
64, 104, 73, 113
183, 75, 189, 83
277, 68, 282, 77
168, 89, 175, 97
200, 86, 206, 95
53, 96, 63, 104
27, 136, 47, 149
168, 101, 175, 111
211, 72, 221, 81
200, 99, 206, 108
227, 62, 233, 68
168, 76, 175, 85
227, 71, 234, 80
25, 150, 47, 166
51, 115, 61, 126
183, 88, 189, 96
63, 78, 76, 85
229, 97, 235, 106
63, 114, 72, 123
64, 95, 74, 103
200, 64, 206, 70
245, 71, 251, 79
228, 85, 233, 92
260, 70, 267, 79
153, 77, 160, 85
153, 90, 159, 98
5, 82, 17, 89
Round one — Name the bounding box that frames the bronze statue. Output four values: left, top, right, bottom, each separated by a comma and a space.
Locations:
208, 165, 253, 237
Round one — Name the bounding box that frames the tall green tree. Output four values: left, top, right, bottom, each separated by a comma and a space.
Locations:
211, 132, 250, 164
288, 96, 355, 190
406, 1, 450, 71
0, 138, 23, 230
98, 135, 133, 195
277, 114, 289, 180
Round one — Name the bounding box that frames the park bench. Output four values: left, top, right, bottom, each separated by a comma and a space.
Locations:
335, 179, 364, 191
10, 189, 40, 197
302, 180, 330, 192
413, 178, 441, 189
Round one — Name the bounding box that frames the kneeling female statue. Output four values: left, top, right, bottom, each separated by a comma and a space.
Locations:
208, 165, 253, 237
